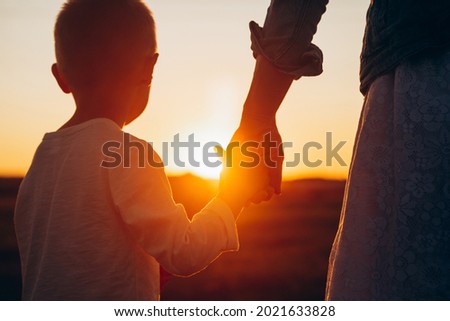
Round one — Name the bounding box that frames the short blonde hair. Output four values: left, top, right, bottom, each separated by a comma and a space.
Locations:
54, 0, 157, 89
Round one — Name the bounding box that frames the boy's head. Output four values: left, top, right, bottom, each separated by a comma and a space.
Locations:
53, 0, 158, 124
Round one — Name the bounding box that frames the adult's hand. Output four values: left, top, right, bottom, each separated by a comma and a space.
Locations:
223, 55, 292, 204
227, 122, 284, 203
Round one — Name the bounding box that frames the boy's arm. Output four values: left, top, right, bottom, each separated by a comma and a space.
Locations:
106, 142, 245, 277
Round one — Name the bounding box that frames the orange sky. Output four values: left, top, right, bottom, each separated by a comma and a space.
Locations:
0, 0, 369, 180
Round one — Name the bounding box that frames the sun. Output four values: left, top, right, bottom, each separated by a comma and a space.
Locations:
185, 78, 239, 180
187, 135, 226, 179
190, 163, 223, 179
159, 76, 241, 180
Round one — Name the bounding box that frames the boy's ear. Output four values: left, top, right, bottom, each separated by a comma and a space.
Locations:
51, 63, 71, 94
141, 53, 159, 86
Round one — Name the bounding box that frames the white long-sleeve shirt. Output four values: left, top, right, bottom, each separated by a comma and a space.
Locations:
14, 118, 239, 300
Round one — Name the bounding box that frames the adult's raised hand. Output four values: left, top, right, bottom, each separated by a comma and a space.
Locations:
226, 123, 284, 204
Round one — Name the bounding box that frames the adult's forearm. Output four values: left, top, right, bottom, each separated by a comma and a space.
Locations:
242, 0, 329, 130
240, 55, 293, 130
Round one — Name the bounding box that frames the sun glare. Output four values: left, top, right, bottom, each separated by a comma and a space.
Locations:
181, 78, 239, 180
183, 130, 229, 180
190, 163, 223, 179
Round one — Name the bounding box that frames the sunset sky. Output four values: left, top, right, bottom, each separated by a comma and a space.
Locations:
0, 0, 369, 180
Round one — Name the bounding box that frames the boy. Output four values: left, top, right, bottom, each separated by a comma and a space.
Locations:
14, 0, 267, 300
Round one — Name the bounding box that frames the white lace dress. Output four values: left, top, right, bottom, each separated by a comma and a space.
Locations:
326, 50, 450, 300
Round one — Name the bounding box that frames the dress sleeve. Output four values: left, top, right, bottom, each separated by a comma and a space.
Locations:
105, 134, 239, 277
250, 0, 329, 79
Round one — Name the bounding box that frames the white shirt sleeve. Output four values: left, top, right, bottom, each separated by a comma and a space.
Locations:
106, 138, 239, 277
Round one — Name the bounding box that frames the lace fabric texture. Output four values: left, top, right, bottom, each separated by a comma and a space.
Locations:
326, 50, 450, 300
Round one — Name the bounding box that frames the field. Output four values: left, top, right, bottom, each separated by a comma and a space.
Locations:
0, 176, 345, 301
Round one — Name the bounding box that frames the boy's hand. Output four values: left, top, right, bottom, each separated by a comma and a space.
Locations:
218, 155, 269, 218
